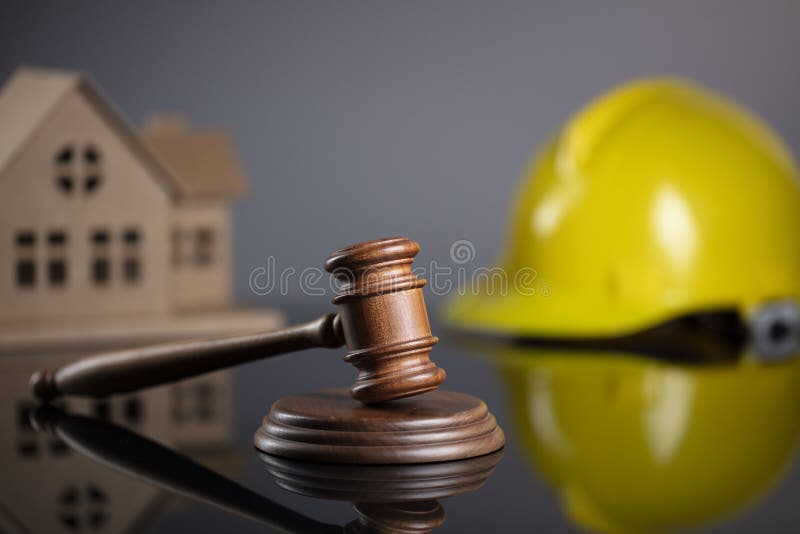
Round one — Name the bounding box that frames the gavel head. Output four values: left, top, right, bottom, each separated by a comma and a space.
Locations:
325, 237, 445, 404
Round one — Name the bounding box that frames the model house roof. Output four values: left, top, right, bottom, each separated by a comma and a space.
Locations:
141, 115, 248, 200
0, 66, 178, 196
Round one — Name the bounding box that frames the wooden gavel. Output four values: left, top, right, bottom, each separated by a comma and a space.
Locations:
30, 237, 445, 405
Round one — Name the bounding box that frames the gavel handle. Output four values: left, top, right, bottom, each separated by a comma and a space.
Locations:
31, 313, 344, 401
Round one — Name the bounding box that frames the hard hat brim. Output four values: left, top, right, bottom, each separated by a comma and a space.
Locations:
441, 290, 745, 340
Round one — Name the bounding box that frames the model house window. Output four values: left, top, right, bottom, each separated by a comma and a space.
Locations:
92, 259, 109, 284
54, 143, 103, 196
58, 483, 108, 532
50, 439, 69, 455
93, 400, 111, 420
17, 260, 36, 286
49, 231, 66, 245
123, 258, 140, 283
83, 144, 102, 194
16, 232, 35, 246
195, 226, 215, 266
15, 230, 36, 288
47, 230, 68, 287
124, 397, 142, 425
16, 401, 69, 459
171, 381, 216, 423
48, 261, 66, 286
16, 401, 38, 458
92, 396, 142, 426
90, 229, 110, 285
122, 228, 141, 284
55, 145, 75, 194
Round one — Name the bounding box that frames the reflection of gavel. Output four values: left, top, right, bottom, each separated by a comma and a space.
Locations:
31, 405, 502, 533
30, 237, 445, 405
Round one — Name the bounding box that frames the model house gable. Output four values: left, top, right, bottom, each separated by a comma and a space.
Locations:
0, 67, 176, 196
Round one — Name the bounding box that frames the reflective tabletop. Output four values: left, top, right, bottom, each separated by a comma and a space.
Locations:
3, 303, 800, 533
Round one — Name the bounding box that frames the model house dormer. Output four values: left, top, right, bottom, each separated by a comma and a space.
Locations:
141, 115, 247, 310
0, 67, 176, 322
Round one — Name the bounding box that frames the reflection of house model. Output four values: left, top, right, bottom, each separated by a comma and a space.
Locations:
0, 67, 282, 533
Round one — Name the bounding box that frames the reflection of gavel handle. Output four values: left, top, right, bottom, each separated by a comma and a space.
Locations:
31, 313, 343, 402
32, 406, 340, 534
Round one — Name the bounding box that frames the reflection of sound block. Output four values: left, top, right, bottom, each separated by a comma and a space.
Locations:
258, 449, 504, 501
254, 389, 505, 464
259, 450, 503, 534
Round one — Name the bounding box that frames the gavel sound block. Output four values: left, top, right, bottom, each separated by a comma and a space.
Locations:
30, 237, 505, 464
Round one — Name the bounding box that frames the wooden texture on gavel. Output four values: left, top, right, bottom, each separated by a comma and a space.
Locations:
30, 237, 445, 405
254, 388, 505, 464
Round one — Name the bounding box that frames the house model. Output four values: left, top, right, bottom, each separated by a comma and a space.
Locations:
0, 66, 282, 532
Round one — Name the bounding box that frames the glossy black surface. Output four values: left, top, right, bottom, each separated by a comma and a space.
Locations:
4, 302, 800, 533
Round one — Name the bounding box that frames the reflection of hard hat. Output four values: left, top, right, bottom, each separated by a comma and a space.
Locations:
444, 78, 800, 339
492, 348, 800, 533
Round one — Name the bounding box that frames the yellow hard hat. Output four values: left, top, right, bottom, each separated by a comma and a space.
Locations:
491, 347, 800, 533
444, 77, 800, 345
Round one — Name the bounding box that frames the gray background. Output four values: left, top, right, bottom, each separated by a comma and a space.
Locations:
3, 0, 800, 310
3, 2, 800, 532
